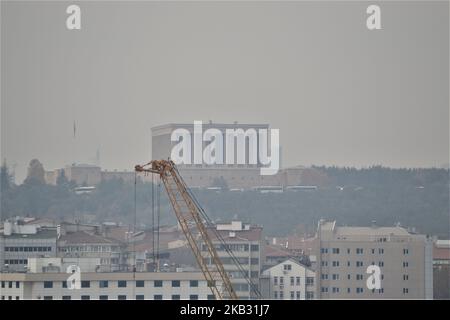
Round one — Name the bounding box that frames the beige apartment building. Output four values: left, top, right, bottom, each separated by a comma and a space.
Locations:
205, 221, 262, 299
0, 271, 217, 300
315, 220, 433, 299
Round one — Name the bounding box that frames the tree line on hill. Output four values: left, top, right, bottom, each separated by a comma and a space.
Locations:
1, 160, 449, 238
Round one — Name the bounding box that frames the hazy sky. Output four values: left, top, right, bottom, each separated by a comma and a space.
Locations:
1, 1, 449, 183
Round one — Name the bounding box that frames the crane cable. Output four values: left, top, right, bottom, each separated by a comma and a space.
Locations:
151, 173, 156, 268
132, 171, 137, 298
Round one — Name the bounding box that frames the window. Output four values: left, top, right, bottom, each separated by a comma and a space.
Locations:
274, 291, 278, 299
154, 295, 163, 300
332, 261, 339, 267
403, 262, 409, 268
118, 280, 127, 288
321, 248, 329, 254
43, 296, 53, 300
8, 282, 12, 288
62, 296, 71, 300
154, 280, 163, 287
251, 244, 259, 251
306, 292, 314, 300
403, 275, 409, 281
189, 295, 199, 300
172, 280, 180, 287
379, 261, 384, 267
99, 295, 108, 300
332, 248, 340, 254
274, 276, 278, 285
356, 261, 364, 267
347, 288, 351, 293
136, 295, 144, 300
356, 288, 364, 294
251, 258, 259, 265
81, 295, 90, 300
378, 288, 384, 294
280, 277, 284, 285
81, 281, 90, 288
171, 295, 180, 300
356, 248, 364, 255
296, 291, 300, 299
403, 288, 409, 294
1, 282, 4, 288
290, 291, 295, 299
136, 280, 144, 288
379, 248, 384, 254
207, 295, 215, 300
296, 277, 300, 286
306, 277, 314, 286
290, 277, 295, 286
332, 287, 340, 293
99, 280, 108, 288
332, 274, 339, 280
321, 287, 328, 293
118, 295, 127, 300
321, 274, 328, 280
347, 274, 351, 280
371, 249, 375, 254
189, 280, 198, 287
356, 274, 364, 280
279, 291, 284, 299
321, 261, 328, 266
15, 282, 19, 288
347, 261, 351, 267
403, 249, 409, 255
347, 248, 351, 254
44, 281, 53, 289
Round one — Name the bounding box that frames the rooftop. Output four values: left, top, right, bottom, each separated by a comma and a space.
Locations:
58, 231, 122, 245
1, 229, 57, 240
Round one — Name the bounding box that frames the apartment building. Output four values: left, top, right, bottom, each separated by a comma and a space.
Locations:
0, 271, 217, 300
57, 231, 127, 272
205, 221, 262, 299
0, 221, 57, 272
433, 240, 450, 299
260, 258, 316, 300
315, 220, 433, 299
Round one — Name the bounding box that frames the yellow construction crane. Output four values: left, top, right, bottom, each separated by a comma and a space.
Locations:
135, 159, 238, 300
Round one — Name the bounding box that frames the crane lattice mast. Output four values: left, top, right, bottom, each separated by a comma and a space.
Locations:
135, 159, 238, 300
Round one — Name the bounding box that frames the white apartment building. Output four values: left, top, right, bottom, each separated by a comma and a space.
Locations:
0, 271, 217, 300
205, 221, 262, 299
261, 258, 316, 300
0, 221, 57, 272
57, 230, 127, 272
316, 220, 434, 299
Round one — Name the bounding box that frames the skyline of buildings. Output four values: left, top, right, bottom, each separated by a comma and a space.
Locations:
1, 216, 448, 300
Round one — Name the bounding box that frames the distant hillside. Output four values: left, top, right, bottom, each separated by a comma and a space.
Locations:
1, 165, 449, 238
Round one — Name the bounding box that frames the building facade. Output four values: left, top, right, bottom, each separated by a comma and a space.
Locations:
261, 258, 316, 300
0, 271, 217, 300
205, 221, 262, 299
0, 221, 57, 272
315, 220, 434, 299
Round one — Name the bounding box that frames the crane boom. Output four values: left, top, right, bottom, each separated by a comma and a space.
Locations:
135, 160, 238, 300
